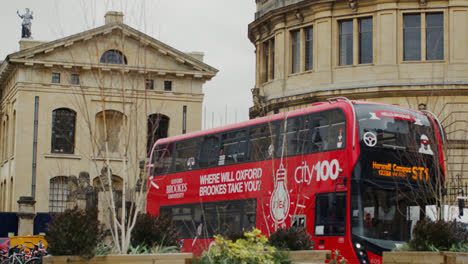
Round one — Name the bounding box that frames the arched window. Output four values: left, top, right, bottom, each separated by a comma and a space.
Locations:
12, 111, 16, 155
100, 50, 128, 64
96, 110, 125, 153
2, 115, 8, 160
49, 176, 69, 213
147, 114, 169, 156
51, 108, 76, 154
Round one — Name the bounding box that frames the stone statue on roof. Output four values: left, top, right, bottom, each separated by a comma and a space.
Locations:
17, 8, 34, 38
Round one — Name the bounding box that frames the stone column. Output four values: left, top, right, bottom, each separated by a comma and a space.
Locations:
17, 196, 36, 236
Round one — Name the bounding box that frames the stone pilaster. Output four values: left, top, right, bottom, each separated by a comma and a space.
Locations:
17, 196, 36, 236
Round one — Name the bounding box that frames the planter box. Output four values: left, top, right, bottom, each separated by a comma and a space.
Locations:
383, 251, 468, 264
42, 253, 193, 264
287, 250, 331, 264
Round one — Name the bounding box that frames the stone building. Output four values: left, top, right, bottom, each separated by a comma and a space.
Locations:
0, 11, 217, 214
249, 0, 468, 200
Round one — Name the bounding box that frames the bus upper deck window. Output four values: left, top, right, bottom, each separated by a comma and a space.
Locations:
153, 143, 174, 176
174, 140, 198, 172
199, 135, 220, 168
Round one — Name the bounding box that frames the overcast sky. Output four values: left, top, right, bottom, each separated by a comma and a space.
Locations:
0, 0, 257, 129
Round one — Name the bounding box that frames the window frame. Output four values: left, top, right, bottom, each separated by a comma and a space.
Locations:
164, 80, 173, 91
336, 16, 374, 67
145, 79, 154, 90
305, 26, 313, 71
49, 176, 69, 213
262, 37, 275, 83
51, 73, 61, 84
401, 11, 445, 62
358, 17, 373, 64
100, 49, 128, 64
51, 108, 76, 154
291, 29, 301, 74
71, 73, 80, 85
339, 19, 354, 66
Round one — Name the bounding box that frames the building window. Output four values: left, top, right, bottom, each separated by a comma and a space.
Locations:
262, 38, 275, 82
291, 30, 301, 73
51, 108, 76, 154
147, 114, 169, 156
271, 39, 275, 79
359, 17, 373, 64
164, 80, 172, 91
145, 79, 154, 90
71, 74, 80, 85
305, 27, 313, 71
403, 14, 421, 61
52, 73, 61, 83
404, 12, 444, 61
426, 13, 444, 60
339, 20, 353, 66
100, 49, 128, 64
49, 176, 69, 213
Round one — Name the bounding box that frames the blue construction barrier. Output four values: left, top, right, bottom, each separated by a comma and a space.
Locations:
0, 213, 18, 237
34, 213, 53, 235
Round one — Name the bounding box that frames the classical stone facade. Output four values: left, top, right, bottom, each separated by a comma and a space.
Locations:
0, 12, 217, 213
249, 0, 468, 200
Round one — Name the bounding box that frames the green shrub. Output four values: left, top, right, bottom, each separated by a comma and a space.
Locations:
329, 250, 348, 264
268, 227, 314, 250
46, 207, 101, 259
409, 218, 468, 251
197, 228, 290, 264
130, 213, 180, 250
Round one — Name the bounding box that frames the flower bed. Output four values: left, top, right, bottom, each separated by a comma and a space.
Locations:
42, 253, 193, 264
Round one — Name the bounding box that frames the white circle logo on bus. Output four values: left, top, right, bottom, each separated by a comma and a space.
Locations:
363, 132, 377, 147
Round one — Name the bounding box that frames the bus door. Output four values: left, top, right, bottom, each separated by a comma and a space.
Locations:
314, 192, 351, 256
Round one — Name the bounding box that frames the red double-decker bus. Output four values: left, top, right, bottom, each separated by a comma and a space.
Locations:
146, 98, 445, 264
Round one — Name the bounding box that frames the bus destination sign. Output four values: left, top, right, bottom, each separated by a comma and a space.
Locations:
372, 161, 429, 181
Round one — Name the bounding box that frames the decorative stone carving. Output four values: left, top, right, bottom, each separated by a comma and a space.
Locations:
295, 10, 304, 23
17, 8, 33, 38
78, 171, 93, 199
348, 0, 358, 11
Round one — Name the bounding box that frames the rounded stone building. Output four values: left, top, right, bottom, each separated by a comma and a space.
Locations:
248, 0, 468, 202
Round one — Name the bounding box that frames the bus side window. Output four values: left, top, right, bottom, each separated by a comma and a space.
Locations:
326, 109, 346, 150
314, 192, 346, 236
160, 206, 195, 239
279, 116, 302, 157
152, 143, 174, 176
199, 134, 220, 168
221, 130, 247, 166
250, 123, 277, 161
310, 116, 327, 152
174, 139, 198, 172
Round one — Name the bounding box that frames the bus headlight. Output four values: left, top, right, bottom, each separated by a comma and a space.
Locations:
355, 243, 361, 249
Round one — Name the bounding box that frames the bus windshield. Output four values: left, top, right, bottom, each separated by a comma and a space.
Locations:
355, 104, 436, 155
351, 182, 424, 250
